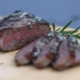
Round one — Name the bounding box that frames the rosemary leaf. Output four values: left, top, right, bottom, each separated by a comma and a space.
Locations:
76, 33, 80, 36
60, 20, 73, 32
71, 27, 80, 34
52, 23, 55, 31
61, 31, 74, 36
74, 35, 80, 39
63, 31, 74, 33
56, 28, 61, 32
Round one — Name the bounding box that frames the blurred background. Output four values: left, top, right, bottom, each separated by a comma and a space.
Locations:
0, 0, 80, 28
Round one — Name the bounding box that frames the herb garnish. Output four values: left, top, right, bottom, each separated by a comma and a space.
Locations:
51, 20, 80, 39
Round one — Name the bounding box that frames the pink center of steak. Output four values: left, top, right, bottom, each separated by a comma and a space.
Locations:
2, 24, 50, 51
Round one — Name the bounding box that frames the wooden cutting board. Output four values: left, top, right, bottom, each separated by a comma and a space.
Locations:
0, 26, 80, 80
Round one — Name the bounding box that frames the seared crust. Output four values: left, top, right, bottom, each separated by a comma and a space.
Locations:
0, 10, 49, 30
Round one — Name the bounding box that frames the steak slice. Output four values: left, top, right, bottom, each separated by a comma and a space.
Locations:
0, 10, 50, 51
52, 35, 76, 71
14, 40, 38, 66
32, 31, 55, 58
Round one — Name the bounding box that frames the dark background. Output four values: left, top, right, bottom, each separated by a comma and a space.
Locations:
0, 0, 80, 28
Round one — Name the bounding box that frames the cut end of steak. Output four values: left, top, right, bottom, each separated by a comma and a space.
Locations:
0, 10, 51, 51
71, 45, 80, 66
14, 40, 38, 66
52, 35, 76, 71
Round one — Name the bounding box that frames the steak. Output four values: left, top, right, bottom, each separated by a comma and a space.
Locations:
33, 32, 64, 69
52, 35, 76, 71
0, 10, 50, 51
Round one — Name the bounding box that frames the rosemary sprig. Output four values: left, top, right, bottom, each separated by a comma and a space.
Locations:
52, 20, 74, 35
51, 20, 80, 39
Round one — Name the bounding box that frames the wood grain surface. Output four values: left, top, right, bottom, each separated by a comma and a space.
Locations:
0, 25, 80, 80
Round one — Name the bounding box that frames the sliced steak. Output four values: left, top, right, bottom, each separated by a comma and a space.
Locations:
14, 31, 55, 66
14, 40, 38, 66
0, 10, 50, 51
33, 33, 64, 69
52, 35, 77, 71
